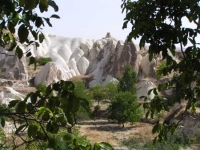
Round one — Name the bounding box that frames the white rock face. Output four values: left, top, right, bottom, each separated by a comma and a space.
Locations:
0, 48, 28, 80
34, 62, 71, 85
137, 80, 156, 100
139, 54, 156, 80
33, 33, 124, 86
89, 80, 101, 87
77, 57, 89, 74
102, 75, 118, 86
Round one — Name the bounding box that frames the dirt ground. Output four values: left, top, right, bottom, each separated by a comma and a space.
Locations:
79, 119, 155, 147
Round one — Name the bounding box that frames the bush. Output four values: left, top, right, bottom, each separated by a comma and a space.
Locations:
38, 57, 52, 65
104, 82, 118, 101
118, 65, 137, 93
122, 134, 195, 150
108, 92, 142, 127
73, 82, 93, 122
90, 85, 106, 106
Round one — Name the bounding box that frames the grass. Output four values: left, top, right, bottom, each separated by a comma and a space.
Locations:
122, 134, 197, 150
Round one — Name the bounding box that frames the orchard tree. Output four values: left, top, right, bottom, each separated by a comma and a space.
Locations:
108, 92, 142, 127
118, 65, 137, 93
122, 0, 200, 142
90, 85, 106, 106
104, 82, 118, 101
0, 0, 113, 149
108, 66, 141, 127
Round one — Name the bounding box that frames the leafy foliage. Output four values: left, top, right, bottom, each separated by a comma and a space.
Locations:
118, 65, 137, 93
122, 134, 195, 150
90, 85, 106, 106
0, 81, 114, 149
38, 57, 52, 66
122, 0, 200, 142
104, 82, 118, 101
108, 92, 142, 127
0, 0, 59, 64
108, 66, 141, 127
73, 82, 93, 122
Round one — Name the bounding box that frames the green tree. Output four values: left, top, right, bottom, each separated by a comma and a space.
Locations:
104, 82, 118, 101
108, 92, 142, 127
118, 65, 137, 93
90, 85, 106, 106
74, 82, 93, 122
108, 66, 141, 127
122, 0, 200, 142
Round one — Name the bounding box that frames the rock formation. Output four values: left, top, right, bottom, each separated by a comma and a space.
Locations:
0, 47, 28, 80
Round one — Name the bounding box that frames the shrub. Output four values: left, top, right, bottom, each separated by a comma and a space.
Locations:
73, 82, 93, 122
118, 65, 137, 93
38, 57, 52, 65
122, 134, 195, 150
108, 92, 142, 127
104, 82, 118, 101
90, 85, 106, 106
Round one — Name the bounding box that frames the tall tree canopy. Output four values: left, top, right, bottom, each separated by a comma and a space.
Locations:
122, 0, 200, 142
118, 65, 137, 93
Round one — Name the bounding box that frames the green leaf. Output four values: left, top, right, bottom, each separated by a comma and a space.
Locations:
153, 88, 158, 95
35, 17, 43, 28
8, 21, 15, 33
48, 0, 59, 12
28, 124, 38, 138
53, 82, 60, 91
16, 101, 26, 113
26, 52, 32, 57
18, 24, 29, 43
148, 89, 153, 95
0, 118, 5, 127
42, 111, 50, 121
122, 21, 128, 29
15, 124, 27, 134
44, 18, 52, 27
30, 93, 37, 104
24, 0, 38, 10
29, 57, 36, 70
39, 0, 48, 12
31, 30, 38, 40
15, 46, 23, 59
39, 33, 45, 43
63, 133, 75, 142
50, 14, 60, 19
8, 100, 20, 108
19, 0, 26, 6
72, 97, 80, 113
99, 142, 114, 150
27, 103, 34, 112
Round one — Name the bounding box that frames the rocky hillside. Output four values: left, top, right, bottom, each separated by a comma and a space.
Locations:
0, 32, 182, 100
1, 33, 200, 140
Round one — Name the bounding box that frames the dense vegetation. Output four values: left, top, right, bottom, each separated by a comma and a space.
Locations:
108, 65, 142, 127
122, 0, 200, 142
